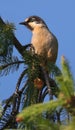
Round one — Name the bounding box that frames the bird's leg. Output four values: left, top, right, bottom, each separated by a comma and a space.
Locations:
30, 44, 35, 54
22, 43, 31, 49
41, 66, 53, 100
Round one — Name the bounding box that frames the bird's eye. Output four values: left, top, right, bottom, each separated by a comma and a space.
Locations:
30, 18, 35, 22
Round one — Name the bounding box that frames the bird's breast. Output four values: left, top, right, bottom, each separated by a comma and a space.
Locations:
31, 28, 58, 63
31, 30, 51, 54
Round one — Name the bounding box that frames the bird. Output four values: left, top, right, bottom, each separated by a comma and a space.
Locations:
20, 16, 58, 65
20, 16, 58, 94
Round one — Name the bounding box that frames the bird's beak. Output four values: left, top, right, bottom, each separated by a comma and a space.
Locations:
19, 21, 27, 25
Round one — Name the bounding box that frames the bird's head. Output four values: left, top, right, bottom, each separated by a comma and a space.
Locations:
19, 16, 48, 31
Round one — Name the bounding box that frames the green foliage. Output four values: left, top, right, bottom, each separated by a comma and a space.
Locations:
0, 102, 2, 118
56, 56, 74, 98
17, 56, 75, 130
0, 56, 24, 76
0, 19, 22, 76
17, 99, 64, 121
0, 17, 75, 130
0, 20, 15, 58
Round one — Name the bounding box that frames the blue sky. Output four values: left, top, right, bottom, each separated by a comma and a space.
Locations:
0, 0, 75, 100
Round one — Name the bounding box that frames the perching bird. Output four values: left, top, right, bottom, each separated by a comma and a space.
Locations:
20, 16, 58, 94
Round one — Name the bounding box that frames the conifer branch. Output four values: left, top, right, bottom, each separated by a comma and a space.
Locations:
0, 17, 31, 56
